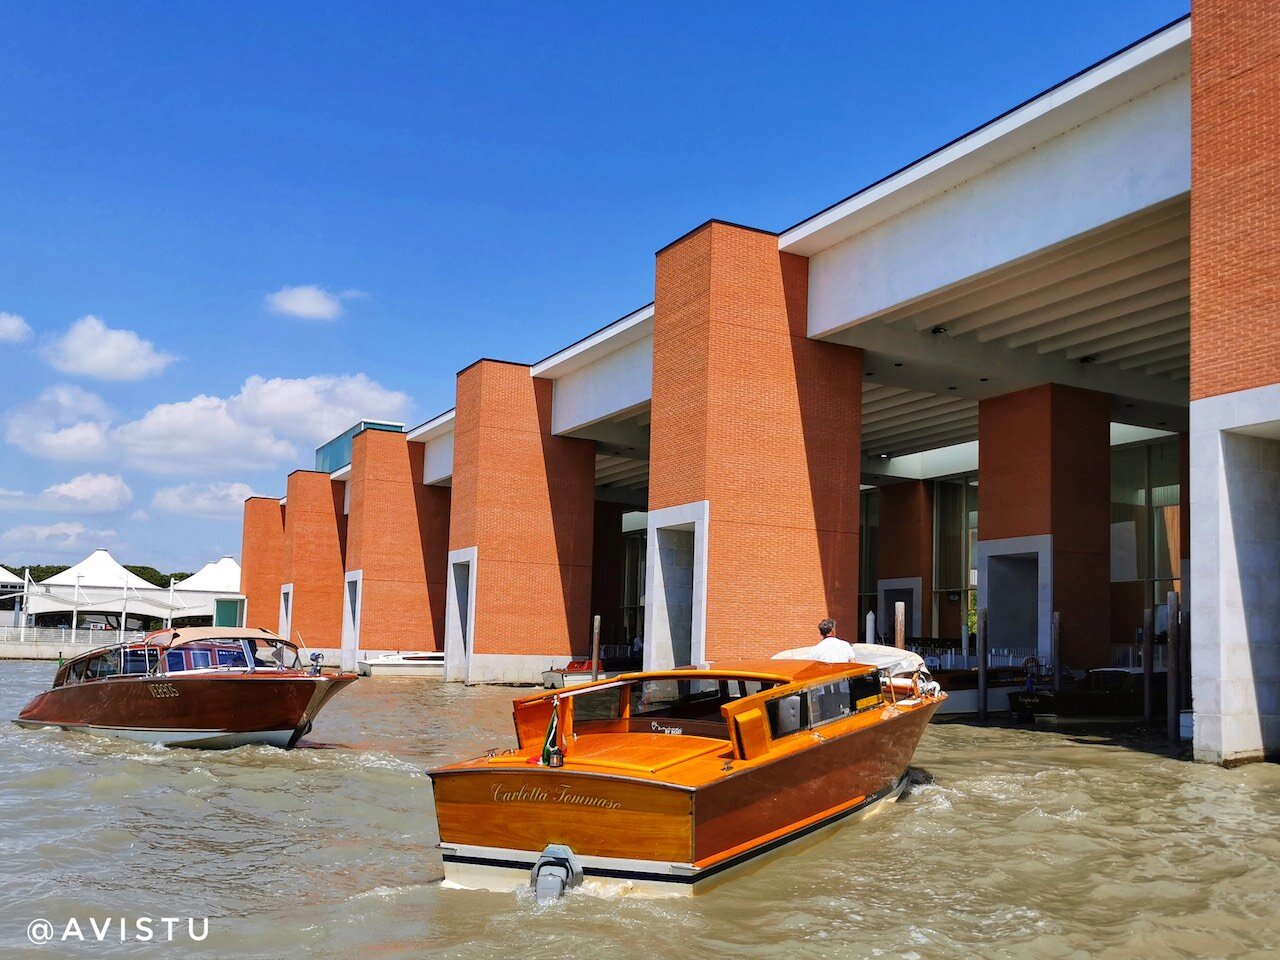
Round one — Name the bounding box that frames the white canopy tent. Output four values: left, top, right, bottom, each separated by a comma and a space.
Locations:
17, 548, 243, 633
168, 556, 243, 620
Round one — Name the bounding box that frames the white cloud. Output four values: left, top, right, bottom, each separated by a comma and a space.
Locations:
232, 374, 410, 443
113, 395, 297, 474
0, 473, 132, 513
265, 285, 365, 321
6, 374, 408, 475
44, 315, 177, 380
4, 386, 113, 461
153, 481, 259, 518
0, 521, 118, 555
130, 509, 150, 522
43, 473, 133, 512
112, 374, 409, 473
0, 312, 33, 343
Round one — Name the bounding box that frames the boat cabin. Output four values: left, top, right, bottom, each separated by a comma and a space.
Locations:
503, 661, 890, 769
50, 629, 304, 688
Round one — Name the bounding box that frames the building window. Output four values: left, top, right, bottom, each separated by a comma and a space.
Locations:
1110, 438, 1182, 647
857, 490, 879, 636
933, 475, 978, 641
620, 531, 646, 655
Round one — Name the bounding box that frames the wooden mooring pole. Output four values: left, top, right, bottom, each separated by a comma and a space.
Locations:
976, 607, 988, 722
590, 614, 601, 682
1051, 611, 1061, 692
1141, 608, 1154, 724
1166, 592, 1181, 744
894, 601, 906, 650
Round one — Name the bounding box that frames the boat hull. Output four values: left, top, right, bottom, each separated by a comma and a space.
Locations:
15, 672, 355, 749
358, 663, 443, 678
431, 699, 937, 896
439, 777, 907, 896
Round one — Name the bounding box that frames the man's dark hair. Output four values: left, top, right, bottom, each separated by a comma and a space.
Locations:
818, 618, 836, 637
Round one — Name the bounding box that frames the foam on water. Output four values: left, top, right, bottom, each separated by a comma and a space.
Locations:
1, 660, 1278, 959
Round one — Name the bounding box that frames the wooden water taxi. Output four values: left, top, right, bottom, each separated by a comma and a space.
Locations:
14, 627, 356, 749
428, 657, 944, 898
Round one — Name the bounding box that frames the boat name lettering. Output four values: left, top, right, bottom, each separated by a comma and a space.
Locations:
147, 683, 180, 699
491, 782, 622, 810
650, 721, 683, 735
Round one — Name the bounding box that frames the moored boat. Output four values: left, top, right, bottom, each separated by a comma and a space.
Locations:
357, 652, 445, 677
428, 657, 944, 898
1008, 667, 1165, 724
14, 627, 356, 749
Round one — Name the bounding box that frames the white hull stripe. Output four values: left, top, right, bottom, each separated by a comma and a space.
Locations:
442, 777, 905, 885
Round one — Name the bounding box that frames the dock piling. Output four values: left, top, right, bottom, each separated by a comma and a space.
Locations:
1142, 608, 1154, 724
1051, 611, 1061, 692
976, 607, 988, 722
590, 615, 601, 682
1167, 591, 1181, 744
894, 602, 905, 650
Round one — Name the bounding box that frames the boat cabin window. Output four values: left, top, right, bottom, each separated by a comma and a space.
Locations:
85, 650, 121, 680
629, 678, 780, 724
565, 676, 784, 740
572, 687, 624, 722
766, 672, 883, 740
121, 648, 157, 675
216, 647, 248, 667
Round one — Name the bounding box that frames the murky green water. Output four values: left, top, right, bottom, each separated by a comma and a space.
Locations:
1, 659, 1277, 959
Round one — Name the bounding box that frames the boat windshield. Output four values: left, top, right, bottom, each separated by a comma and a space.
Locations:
164, 638, 302, 673
570, 676, 783, 740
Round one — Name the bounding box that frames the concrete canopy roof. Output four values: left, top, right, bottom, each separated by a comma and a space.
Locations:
780, 17, 1190, 257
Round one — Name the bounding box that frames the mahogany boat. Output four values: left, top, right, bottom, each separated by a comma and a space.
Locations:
14, 627, 356, 749
428, 657, 944, 898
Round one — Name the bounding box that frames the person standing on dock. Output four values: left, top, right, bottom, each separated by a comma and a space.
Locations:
812, 619, 854, 663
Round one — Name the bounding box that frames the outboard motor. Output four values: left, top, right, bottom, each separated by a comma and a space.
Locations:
530, 844, 583, 904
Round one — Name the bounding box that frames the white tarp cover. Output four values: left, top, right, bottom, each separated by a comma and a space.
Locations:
772, 641, 925, 678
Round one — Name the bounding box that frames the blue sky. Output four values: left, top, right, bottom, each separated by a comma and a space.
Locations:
0, 0, 1188, 571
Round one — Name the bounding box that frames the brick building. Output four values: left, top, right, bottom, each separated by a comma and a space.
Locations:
241, 7, 1280, 766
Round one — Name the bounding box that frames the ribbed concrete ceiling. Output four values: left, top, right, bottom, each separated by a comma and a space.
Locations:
861, 384, 978, 459
592, 407, 650, 492
878, 197, 1190, 382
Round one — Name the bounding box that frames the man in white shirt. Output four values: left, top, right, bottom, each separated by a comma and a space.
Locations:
811, 618, 854, 662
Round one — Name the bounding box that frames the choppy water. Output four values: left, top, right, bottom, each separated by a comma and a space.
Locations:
1, 660, 1278, 959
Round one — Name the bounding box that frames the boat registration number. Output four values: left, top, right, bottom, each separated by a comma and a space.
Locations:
147, 682, 180, 699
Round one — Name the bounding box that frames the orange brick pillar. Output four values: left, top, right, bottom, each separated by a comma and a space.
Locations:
344, 428, 450, 658
240, 497, 285, 630
1189, 0, 1280, 765
977, 384, 1110, 669
445, 360, 597, 682
280, 470, 346, 651
876, 481, 933, 640
648, 220, 862, 666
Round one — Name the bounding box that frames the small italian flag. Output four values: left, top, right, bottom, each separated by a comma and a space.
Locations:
540, 695, 561, 765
